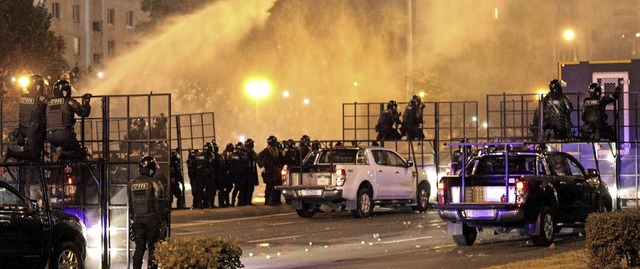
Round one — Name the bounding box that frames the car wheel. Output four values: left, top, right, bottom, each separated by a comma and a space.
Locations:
296, 202, 316, 218
51, 241, 83, 269
531, 206, 555, 246
452, 222, 477, 246
411, 182, 430, 212
352, 186, 373, 218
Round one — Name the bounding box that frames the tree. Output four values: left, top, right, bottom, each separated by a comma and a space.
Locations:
0, 0, 66, 80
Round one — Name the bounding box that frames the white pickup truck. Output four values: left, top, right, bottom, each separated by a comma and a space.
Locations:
276, 146, 431, 218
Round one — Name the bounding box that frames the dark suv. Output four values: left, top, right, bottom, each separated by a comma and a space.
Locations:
0, 181, 86, 269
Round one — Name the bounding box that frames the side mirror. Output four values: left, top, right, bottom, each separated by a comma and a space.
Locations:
587, 169, 599, 178
406, 160, 414, 168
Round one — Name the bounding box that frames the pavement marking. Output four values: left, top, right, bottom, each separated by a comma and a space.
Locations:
171, 212, 296, 228
269, 221, 296, 226
246, 235, 302, 243
380, 236, 433, 244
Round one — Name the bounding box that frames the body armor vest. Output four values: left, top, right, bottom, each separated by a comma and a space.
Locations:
18, 94, 46, 128
46, 98, 74, 130
129, 175, 164, 223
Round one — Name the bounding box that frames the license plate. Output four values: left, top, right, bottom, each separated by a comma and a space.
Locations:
300, 189, 322, 196
465, 209, 496, 219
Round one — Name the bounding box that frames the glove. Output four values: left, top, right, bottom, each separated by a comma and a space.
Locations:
82, 93, 92, 105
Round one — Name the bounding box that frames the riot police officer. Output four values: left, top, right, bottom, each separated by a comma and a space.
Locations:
376, 100, 403, 141
258, 135, 284, 206
299, 135, 312, 164
1, 74, 49, 163
169, 150, 186, 209
531, 79, 574, 141
401, 95, 425, 141
45, 79, 91, 162
580, 83, 621, 141
221, 143, 235, 206
227, 142, 248, 206
243, 138, 259, 206
283, 139, 300, 166
194, 143, 214, 209
186, 149, 201, 209
201, 142, 218, 208
450, 140, 473, 175
311, 139, 322, 151
211, 142, 229, 207
127, 156, 170, 269
128, 117, 148, 153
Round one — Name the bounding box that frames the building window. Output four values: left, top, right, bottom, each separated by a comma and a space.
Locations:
92, 21, 101, 32
93, 53, 102, 64
73, 37, 80, 55
51, 2, 60, 19
126, 11, 134, 28
107, 41, 116, 58
107, 9, 115, 25
72, 5, 81, 22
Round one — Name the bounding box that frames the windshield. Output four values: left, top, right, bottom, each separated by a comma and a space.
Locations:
465, 155, 538, 176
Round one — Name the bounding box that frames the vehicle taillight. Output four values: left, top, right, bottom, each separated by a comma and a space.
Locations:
281, 167, 288, 186
515, 178, 528, 205
335, 169, 346, 186
437, 181, 446, 204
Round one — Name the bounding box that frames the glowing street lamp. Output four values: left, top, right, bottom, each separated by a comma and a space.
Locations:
563, 28, 577, 61
244, 77, 272, 114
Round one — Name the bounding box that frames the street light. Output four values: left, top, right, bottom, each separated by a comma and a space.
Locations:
563, 28, 577, 61
244, 77, 272, 114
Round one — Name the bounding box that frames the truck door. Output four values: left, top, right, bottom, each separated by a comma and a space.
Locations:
0, 184, 46, 263
371, 150, 412, 199
565, 156, 593, 220
547, 153, 582, 222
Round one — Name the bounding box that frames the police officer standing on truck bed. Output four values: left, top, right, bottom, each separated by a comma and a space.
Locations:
580, 83, 621, 141
258, 135, 284, 206
128, 156, 169, 269
45, 79, 91, 162
531, 79, 573, 141
376, 100, 403, 141
401, 95, 425, 141
1, 74, 48, 163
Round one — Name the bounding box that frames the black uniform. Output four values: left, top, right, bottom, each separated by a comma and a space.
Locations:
244, 145, 259, 206
6, 89, 48, 162
376, 104, 402, 141
212, 147, 228, 207
401, 97, 425, 141
186, 150, 200, 209
581, 85, 621, 141
193, 150, 213, 209
45, 95, 91, 161
127, 166, 168, 269
228, 145, 249, 206
169, 151, 186, 209
531, 80, 573, 141
220, 144, 235, 207
258, 145, 284, 206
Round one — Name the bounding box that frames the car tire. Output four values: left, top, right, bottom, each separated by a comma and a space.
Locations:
411, 182, 430, 212
531, 206, 555, 246
50, 241, 83, 269
452, 222, 477, 246
352, 186, 373, 218
598, 195, 613, 212
296, 202, 316, 218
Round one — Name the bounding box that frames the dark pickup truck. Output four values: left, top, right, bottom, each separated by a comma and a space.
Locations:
0, 180, 86, 268
434, 145, 612, 246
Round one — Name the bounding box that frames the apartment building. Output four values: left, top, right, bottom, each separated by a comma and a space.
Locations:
47, 0, 149, 73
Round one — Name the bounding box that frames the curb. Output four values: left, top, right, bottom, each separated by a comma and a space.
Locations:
170, 204, 295, 223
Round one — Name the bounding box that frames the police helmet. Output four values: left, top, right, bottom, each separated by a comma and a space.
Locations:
588, 83, 602, 96
245, 138, 255, 150
267, 135, 278, 147
212, 141, 220, 152
53, 79, 72, 98
170, 150, 180, 160
387, 100, 398, 110
138, 156, 158, 176
312, 140, 321, 151
29, 74, 46, 94
203, 142, 213, 152
236, 142, 244, 150
156, 141, 168, 152
225, 143, 234, 152
286, 139, 296, 149
133, 117, 146, 128
549, 79, 567, 93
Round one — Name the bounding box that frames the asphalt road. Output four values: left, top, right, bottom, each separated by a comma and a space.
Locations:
170, 205, 586, 269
